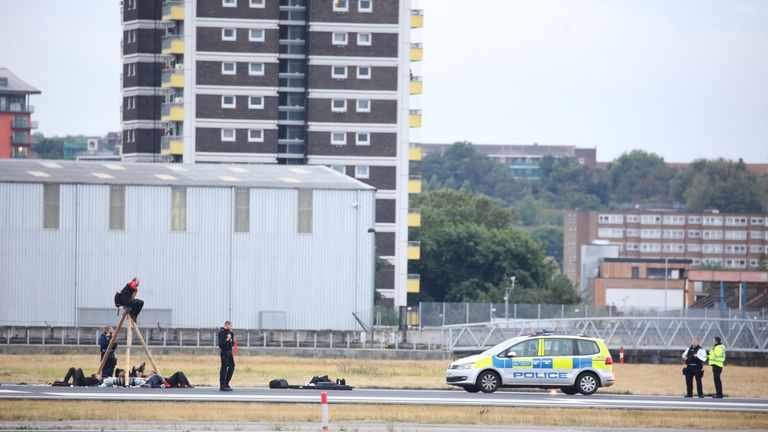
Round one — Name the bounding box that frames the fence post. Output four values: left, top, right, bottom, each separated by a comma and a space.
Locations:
419, 302, 423, 331
490, 303, 494, 322
330, 333, 333, 349
465, 303, 469, 324
585, 305, 589, 318
442, 302, 446, 326
537, 304, 541, 320
561, 304, 565, 319
264, 331, 268, 348
514, 304, 517, 320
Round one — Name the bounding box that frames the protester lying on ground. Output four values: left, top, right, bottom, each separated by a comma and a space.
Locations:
144, 371, 193, 388
99, 368, 146, 387
51, 367, 102, 387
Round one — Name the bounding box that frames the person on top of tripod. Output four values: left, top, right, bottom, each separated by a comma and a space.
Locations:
119, 277, 144, 322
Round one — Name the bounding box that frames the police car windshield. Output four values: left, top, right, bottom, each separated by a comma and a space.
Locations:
481, 336, 527, 356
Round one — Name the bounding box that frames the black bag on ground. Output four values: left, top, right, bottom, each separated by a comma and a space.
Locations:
310, 375, 331, 384
269, 378, 289, 389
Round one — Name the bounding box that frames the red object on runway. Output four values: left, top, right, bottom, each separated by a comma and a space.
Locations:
321, 391, 329, 431
619, 346, 625, 364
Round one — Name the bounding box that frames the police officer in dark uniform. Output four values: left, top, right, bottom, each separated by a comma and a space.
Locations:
98, 326, 118, 377
218, 320, 235, 391
681, 337, 707, 398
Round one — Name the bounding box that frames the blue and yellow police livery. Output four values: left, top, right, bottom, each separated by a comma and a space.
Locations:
445, 334, 615, 394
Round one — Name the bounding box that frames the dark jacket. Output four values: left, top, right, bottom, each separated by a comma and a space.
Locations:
99, 333, 118, 354
686, 345, 704, 370
119, 282, 138, 306
218, 327, 234, 352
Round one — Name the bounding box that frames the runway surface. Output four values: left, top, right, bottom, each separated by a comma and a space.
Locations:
1, 385, 767, 412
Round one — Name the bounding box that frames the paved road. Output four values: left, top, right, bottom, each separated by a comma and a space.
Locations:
1, 385, 767, 412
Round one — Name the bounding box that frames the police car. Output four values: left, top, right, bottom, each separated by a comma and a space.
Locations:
445, 333, 615, 395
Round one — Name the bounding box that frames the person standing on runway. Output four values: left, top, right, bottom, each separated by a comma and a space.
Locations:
98, 326, 118, 377
709, 336, 726, 399
218, 320, 235, 391
681, 337, 707, 398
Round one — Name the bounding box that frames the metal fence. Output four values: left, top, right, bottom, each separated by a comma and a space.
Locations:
418, 302, 768, 328
0, 326, 443, 351
442, 316, 768, 353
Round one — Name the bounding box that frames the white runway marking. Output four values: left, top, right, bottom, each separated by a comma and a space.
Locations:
0, 389, 26, 393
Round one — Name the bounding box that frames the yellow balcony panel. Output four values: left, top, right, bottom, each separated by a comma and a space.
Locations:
161, 102, 184, 122
407, 241, 421, 260
162, 1, 185, 21
162, 35, 184, 55
410, 76, 423, 95
408, 208, 422, 227
162, 67, 185, 88
410, 43, 423, 62
406, 309, 419, 326
409, 109, 422, 128
408, 174, 422, 194
161, 136, 184, 155
411, 9, 424, 28
408, 145, 422, 161
407, 274, 420, 293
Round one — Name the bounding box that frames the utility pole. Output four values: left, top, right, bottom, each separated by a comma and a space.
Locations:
505, 276, 516, 328
664, 257, 669, 312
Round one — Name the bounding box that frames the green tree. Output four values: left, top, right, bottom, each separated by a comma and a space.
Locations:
670, 159, 764, 212
410, 190, 578, 304
532, 225, 564, 266
608, 150, 675, 203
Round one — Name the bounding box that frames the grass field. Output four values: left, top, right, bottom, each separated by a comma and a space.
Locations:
1, 354, 766, 398
1, 401, 767, 429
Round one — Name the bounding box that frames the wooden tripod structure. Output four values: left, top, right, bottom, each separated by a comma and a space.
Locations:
97, 308, 159, 386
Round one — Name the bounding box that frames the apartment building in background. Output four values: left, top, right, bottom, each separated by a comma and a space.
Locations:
0, 68, 40, 159
121, 0, 423, 306
565, 210, 768, 293
419, 143, 597, 180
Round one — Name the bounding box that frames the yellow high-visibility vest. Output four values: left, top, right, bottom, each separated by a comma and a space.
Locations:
710, 344, 726, 367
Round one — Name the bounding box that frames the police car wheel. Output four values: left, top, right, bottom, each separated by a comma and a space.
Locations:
560, 386, 579, 395
477, 371, 500, 393
576, 372, 599, 395
462, 385, 481, 393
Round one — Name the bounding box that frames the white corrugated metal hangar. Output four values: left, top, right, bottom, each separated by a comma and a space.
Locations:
0, 160, 376, 331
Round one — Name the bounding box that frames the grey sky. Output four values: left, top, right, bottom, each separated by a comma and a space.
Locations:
1, 1, 766, 163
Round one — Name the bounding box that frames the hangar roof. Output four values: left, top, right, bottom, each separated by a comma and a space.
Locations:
0, 160, 375, 190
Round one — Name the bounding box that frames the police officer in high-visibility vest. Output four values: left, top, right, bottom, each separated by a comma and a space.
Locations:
709, 336, 726, 399
681, 337, 707, 398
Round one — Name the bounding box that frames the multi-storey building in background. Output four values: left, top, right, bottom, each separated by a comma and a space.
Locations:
121, 0, 423, 306
0, 68, 40, 159
419, 143, 596, 180
565, 210, 768, 292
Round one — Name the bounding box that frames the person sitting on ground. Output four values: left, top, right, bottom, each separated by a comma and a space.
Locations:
52, 367, 102, 387
119, 277, 144, 322
129, 362, 147, 378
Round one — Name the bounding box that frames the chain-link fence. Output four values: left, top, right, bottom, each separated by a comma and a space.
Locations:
418, 302, 768, 328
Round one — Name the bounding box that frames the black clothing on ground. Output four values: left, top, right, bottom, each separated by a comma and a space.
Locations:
684, 345, 704, 397
53, 367, 100, 387
218, 327, 235, 389
713, 365, 723, 398
99, 332, 118, 377
166, 371, 192, 388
